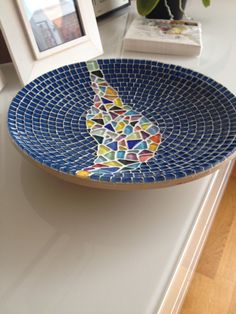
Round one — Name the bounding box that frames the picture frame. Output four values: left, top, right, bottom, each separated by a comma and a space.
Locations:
15, 0, 87, 60
92, 0, 131, 18
0, 0, 103, 85
0, 69, 5, 92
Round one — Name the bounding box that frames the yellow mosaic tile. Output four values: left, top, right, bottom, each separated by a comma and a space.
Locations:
114, 98, 123, 107
98, 144, 111, 155
149, 143, 158, 151
86, 120, 95, 128
104, 161, 123, 167
141, 123, 152, 130
76, 170, 90, 177
127, 132, 141, 140
106, 87, 118, 96
116, 122, 125, 131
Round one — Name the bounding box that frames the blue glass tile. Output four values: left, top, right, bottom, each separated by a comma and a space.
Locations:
127, 140, 141, 149
117, 151, 125, 159
107, 142, 118, 150
105, 123, 115, 132
144, 176, 155, 183
101, 97, 112, 104
121, 177, 132, 183
124, 125, 133, 135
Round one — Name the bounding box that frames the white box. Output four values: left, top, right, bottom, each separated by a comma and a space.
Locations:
123, 17, 202, 56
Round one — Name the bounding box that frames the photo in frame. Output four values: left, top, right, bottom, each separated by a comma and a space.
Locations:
92, 0, 131, 18
16, 0, 86, 59
0, 0, 103, 85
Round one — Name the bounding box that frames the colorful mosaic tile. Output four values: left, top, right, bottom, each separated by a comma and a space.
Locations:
7, 59, 236, 186
76, 60, 162, 178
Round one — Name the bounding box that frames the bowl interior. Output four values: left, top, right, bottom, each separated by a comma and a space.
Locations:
8, 59, 236, 186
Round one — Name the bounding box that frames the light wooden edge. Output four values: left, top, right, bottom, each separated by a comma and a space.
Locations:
231, 160, 236, 178
10, 136, 236, 190
156, 160, 234, 314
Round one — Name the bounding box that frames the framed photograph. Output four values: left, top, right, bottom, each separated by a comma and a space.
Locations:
92, 0, 131, 18
16, 0, 86, 60
0, 0, 103, 85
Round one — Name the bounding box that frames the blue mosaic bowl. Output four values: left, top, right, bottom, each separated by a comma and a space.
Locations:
8, 59, 236, 189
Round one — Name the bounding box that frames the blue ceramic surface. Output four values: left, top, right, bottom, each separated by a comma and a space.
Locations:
8, 59, 236, 188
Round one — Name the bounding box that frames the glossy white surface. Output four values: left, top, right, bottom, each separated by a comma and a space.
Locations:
0, 0, 235, 313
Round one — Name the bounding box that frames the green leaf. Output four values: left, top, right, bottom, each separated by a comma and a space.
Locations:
136, 0, 161, 16
202, 0, 211, 7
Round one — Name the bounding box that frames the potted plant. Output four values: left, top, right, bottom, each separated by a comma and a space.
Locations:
136, 0, 210, 20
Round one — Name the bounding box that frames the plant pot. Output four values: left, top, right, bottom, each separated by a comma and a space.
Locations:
146, 0, 187, 20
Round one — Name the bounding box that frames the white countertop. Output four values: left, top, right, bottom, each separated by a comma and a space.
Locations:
0, 1, 235, 313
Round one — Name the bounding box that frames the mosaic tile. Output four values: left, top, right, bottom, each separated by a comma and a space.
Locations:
8, 59, 236, 187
